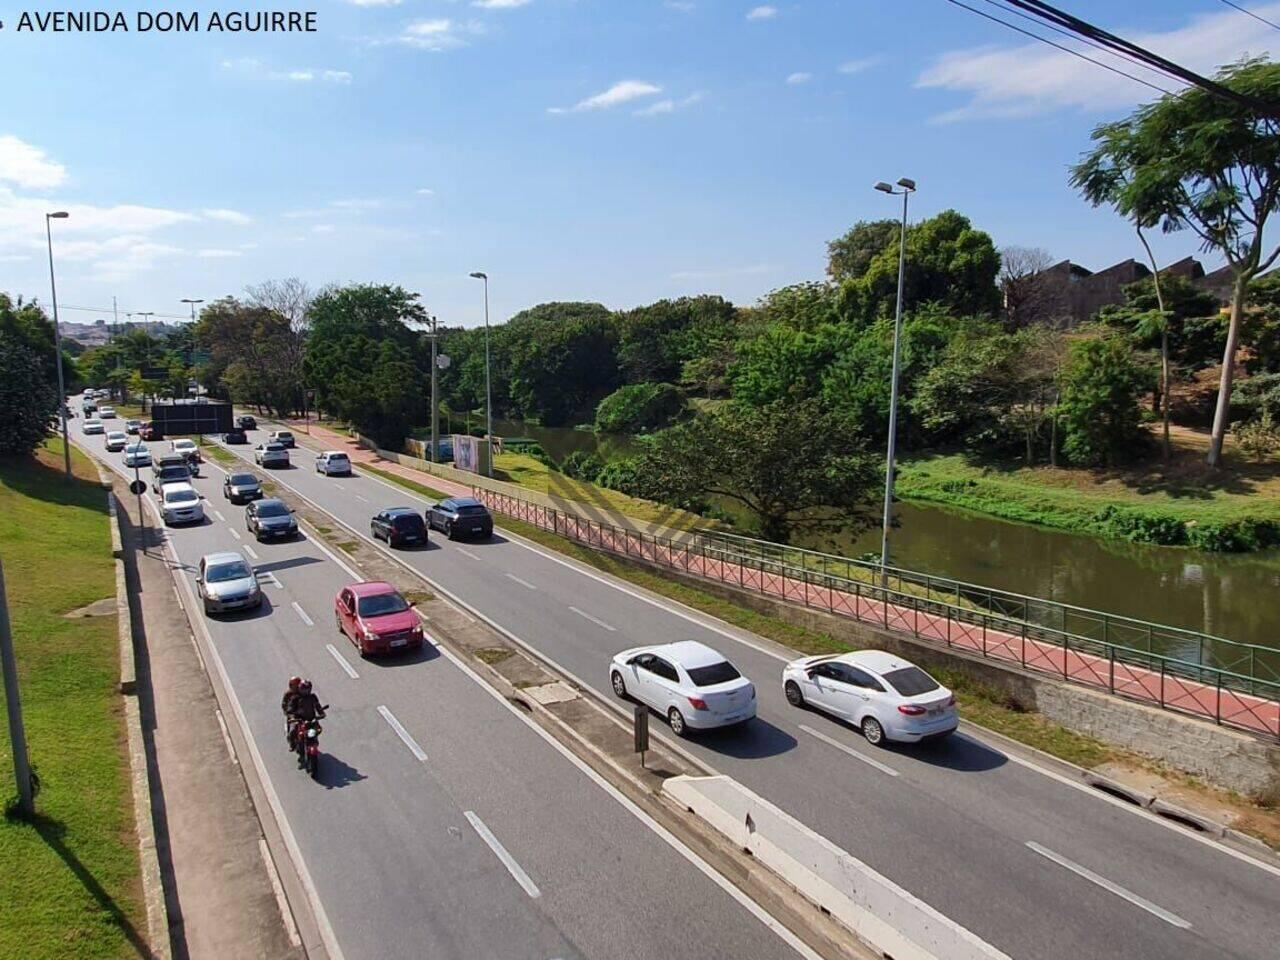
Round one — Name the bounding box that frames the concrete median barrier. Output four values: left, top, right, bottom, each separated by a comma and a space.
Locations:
664, 775, 1009, 960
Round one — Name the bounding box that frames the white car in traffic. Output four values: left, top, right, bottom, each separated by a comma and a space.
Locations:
123, 442, 152, 468
159, 482, 205, 526
82, 418, 105, 435
254, 442, 290, 468
610, 640, 756, 736
99, 406, 117, 419
782, 650, 957, 746
105, 430, 128, 452
315, 451, 351, 476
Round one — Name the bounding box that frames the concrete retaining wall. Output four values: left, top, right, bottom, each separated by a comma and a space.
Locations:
650, 565, 1280, 799
665, 775, 1009, 960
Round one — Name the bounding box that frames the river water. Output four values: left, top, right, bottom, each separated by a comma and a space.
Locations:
491, 419, 1280, 649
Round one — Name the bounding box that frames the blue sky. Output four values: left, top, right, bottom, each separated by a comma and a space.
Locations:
2, 0, 1278, 328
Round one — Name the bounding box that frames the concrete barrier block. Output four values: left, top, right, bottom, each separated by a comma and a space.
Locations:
665, 775, 1010, 960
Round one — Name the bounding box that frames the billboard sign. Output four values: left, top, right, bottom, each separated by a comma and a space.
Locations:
452, 434, 480, 473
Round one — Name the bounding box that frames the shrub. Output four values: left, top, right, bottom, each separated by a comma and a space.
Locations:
594, 382, 684, 434
1090, 505, 1187, 546
1057, 336, 1147, 466
1187, 519, 1280, 553
1233, 411, 1279, 463
560, 450, 605, 482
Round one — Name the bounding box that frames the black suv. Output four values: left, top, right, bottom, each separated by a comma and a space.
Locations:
370, 507, 429, 548
223, 472, 263, 504
426, 497, 493, 540
246, 498, 298, 541
237, 415, 257, 430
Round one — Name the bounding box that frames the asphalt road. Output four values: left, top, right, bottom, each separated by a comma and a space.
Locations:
72, 406, 816, 960
218, 418, 1280, 960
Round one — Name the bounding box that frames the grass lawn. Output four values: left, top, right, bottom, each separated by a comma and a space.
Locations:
493, 451, 719, 532
0, 439, 145, 960
897, 427, 1280, 552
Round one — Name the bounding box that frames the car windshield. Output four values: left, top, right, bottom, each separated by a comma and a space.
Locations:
392, 514, 424, 530
206, 561, 251, 583
456, 505, 489, 516
358, 593, 409, 617
882, 666, 940, 697
161, 466, 190, 478
166, 489, 198, 504
230, 474, 257, 486
276, 432, 293, 439
264, 443, 283, 451
257, 502, 290, 518
686, 660, 742, 687
327, 454, 348, 462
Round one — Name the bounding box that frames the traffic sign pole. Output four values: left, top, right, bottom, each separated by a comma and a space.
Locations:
0, 560, 34, 819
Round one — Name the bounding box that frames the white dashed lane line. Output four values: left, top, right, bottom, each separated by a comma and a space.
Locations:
1025, 842, 1192, 929
568, 606, 615, 632
229, 528, 241, 540
213, 510, 226, 522
378, 705, 428, 762
505, 573, 537, 591
799, 724, 899, 777
244, 544, 259, 560
464, 811, 541, 899
326, 643, 360, 679
291, 601, 314, 626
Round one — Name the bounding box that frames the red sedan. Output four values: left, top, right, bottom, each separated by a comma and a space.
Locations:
334, 581, 424, 657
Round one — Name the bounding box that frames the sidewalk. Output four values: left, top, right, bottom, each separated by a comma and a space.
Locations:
115, 483, 303, 960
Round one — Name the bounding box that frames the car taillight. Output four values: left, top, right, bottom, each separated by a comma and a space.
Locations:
687, 696, 708, 711
897, 704, 927, 716
946, 694, 956, 707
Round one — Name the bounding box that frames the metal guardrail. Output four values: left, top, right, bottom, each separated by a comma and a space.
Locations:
474, 486, 1280, 740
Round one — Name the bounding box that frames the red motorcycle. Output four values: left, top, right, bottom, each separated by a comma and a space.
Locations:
288, 710, 328, 780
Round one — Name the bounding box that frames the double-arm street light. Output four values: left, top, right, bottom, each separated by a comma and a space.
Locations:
469, 271, 493, 477
45, 211, 71, 480
874, 177, 916, 579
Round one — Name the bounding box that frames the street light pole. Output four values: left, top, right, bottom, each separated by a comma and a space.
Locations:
181, 299, 204, 438
469, 271, 493, 477
0, 560, 34, 819
430, 314, 439, 465
874, 177, 916, 581
45, 212, 72, 481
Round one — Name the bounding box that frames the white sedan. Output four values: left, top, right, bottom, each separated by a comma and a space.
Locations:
783, 650, 957, 746
254, 442, 290, 468
610, 640, 756, 737
159, 482, 204, 526
105, 430, 128, 452
82, 418, 105, 435
123, 442, 152, 468
315, 451, 352, 476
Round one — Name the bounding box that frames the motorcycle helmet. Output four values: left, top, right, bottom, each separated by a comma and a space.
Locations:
299, 679, 313, 694
288, 676, 302, 692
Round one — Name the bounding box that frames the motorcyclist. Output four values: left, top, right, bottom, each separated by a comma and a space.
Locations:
282, 676, 302, 745
289, 680, 326, 763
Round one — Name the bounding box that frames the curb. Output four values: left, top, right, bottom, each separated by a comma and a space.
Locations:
98, 465, 172, 960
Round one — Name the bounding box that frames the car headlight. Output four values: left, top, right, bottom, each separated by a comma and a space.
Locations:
363, 628, 379, 640
248, 583, 261, 596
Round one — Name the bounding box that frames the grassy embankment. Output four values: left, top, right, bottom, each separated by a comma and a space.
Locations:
898, 427, 1280, 553
0, 439, 145, 959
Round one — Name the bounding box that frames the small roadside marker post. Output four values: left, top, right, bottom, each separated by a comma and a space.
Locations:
634, 705, 649, 770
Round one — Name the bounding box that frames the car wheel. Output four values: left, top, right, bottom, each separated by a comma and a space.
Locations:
862, 716, 885, 747
611, 671, 627, 698
667, 707, 688, 737
784, 680, 805, 708
335, 612, 345, 637
202, 599, 213, 615
445, 521, 455, 540
371, 524, 379, 540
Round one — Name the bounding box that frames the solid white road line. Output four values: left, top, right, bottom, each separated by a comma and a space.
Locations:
464, 811, 541, 899
326, 644, 360, 679
229, 527, 241, 540
799, 724, 899, 777
504, 572, 537, 591
213, 510, 226, 522
456, 547, 480, 560
244, 544, 259, 560
568, 605, 615, 632
290, 601, 314, 626
1025, 842, 1192, 929
377, 705, 428, 762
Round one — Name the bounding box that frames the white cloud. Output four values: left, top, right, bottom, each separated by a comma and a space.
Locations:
342, 0, 402, 6
222, 58, 353, 84
786, 72, 811, 85
671, 263, 773, 281
396, 18, 483, 52
329, 198, 382, 211
665, 1, 695, 10
472, 0, 531, 7
312, 224, 336, 234
416, 188, 435, 196
201, 208, 252, 225
322, 70, 353, 84
917, 2, 1280, 121
746, 5, 776, 20
634, 91, 704, 117
838, 56, 882, 75
0, 135, 68, 189
550, 80, 662, 113
196, 248, 242, 259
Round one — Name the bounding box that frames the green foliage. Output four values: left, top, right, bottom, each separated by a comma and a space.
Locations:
826, 219, 900, 283
616, 296, 737, 385
1244, 272, 1280, 374
1058, 335, 1148, 467
1186, 518, 1280, 553
630, 398, 881, 543
844, 210, 1002, 322
0, 337, 58, 456
594, 381, 684, 433
1097, 275, 1224, 371
1090, 505, 1188, 545
1234, 410, 1279, 462
194, 296, 305, 414
0, 293, 76, 390
560, 450, 605, 482
304, 284, 429, 448
1234, 373, 1280, 421
502, 302, 619, 425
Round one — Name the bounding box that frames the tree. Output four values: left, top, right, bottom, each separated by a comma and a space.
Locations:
1057, 335, 1147, 467
196, 296, 306, 416
0, 337, 58, 456
1070, 57, 1280, 468
245, 278, 314, 415
594, 382, 683, 433
998, 246, 1054, 329
616, 296, 737, 385
827, 219, 899, 283
632, 398, 882, 543
502, 302, 619, 425
0, 293, 74, 388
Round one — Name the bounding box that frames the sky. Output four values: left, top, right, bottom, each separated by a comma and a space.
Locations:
2, 0, 1279, 329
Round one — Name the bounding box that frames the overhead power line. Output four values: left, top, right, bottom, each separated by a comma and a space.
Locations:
59, 303, 190, 321
1217, 0, 1280, 34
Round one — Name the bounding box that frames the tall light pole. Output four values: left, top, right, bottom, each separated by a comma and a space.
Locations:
429, 314, 439, 464
45, 212, 72, 481
181, 299, 205, 435
469, 271, 493, 477
874, 177, 915, 580
0, 560, 34, 819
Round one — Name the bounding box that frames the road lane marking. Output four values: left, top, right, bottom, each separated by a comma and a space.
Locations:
800, 724, 899, 777
326, 644, 360, 679
568, 606, 615, 632
243, 545, 259, 560
464, 811, 541, 899
505, 573, 537, 591
213, 510, 226, 522
332, 482, 346, 490
456, 547, 480, 560
229, 527, 241, 540
377, 705, 427, 762
1025, 842, 1192, 929
258, 572, 283, 590
290, 601, 314, 626
355, 495, 369, 503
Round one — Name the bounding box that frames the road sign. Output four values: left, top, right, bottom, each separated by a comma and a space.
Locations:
633, 705, 649, 768
436, 354, 451, 370
129, 479, 147, 495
